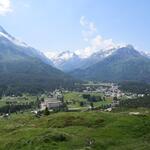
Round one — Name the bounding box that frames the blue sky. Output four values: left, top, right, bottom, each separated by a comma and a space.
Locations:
0, 0, 150, 54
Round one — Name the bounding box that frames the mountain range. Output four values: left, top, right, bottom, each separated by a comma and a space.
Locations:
0, 25, 150, 95
48, 48, 117, 72
69, 46, 150, 82
47, 45, 150, 82
48, 46, 150, 72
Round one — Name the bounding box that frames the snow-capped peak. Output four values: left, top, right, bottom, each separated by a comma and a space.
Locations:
46, 47, 117, 63
45, 50, 79, 67
140, 50, 150, 58
91, 48, 117, 58
0, 25, 29, 48
45, 50, 77, 61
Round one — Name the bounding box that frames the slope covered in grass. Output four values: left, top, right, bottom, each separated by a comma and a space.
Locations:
0, 111, 150, 150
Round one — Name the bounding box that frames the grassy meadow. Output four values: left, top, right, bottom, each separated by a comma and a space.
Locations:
0, 110, 149, 150
63, 92, 112, 110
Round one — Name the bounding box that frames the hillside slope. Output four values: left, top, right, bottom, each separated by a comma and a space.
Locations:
0, 111, 149, 150
0, 26, 75, 94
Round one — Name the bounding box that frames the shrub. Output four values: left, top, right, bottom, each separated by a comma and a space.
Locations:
44, 107, 50, 115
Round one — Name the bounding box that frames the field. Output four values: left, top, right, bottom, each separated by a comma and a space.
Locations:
63, 92, 112, 110
0, 95, 37, 107
0, 95, 38, 114
0, 110, 150, 150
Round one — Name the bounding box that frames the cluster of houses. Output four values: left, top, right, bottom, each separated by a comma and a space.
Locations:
82, 83, 146, 100
83, 83, 125, 98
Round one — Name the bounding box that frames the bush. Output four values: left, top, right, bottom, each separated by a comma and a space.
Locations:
52, 134, 68, 142
80, 101, 84, 107
44, 107, 50, 115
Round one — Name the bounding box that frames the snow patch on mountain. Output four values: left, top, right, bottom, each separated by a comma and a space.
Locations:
44, 47, 119, 72
0, 25, 53, 66
52, 51, 78, 66
140, 51, 150, 58
0, 26, 29, 48
45, 44, 150, 72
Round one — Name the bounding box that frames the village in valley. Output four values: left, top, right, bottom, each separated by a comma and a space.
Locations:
0, 82, 148, 118
33, 82, 147, 115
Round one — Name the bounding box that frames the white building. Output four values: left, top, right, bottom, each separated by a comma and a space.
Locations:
41, 98, 63, 110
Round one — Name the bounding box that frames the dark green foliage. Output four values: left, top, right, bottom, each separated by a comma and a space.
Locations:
0, 39, 76, 95
44, 107, 50, 115
80, 101, 84, 107
89, 96, 96, 102
103, 97, 106, 101
90, 102, 94, 109
119, 81, 150, 94
58, 95, 64, 103
0, 103, 33, 113
100, 104, 111, 109
82, 94, 102, 102
113, 96, 118, 101
40, 97, 44, 102
119, 96, 150, 108
35, 97, 41, 109
62, 103, 68, 112
51, 134, 68, 142
82, 94, 91, 99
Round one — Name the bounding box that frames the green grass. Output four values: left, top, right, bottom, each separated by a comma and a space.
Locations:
0, 95, 37, 108
64, 92, 86, 102
63, 91, 112, 109
0, 110, 150, 150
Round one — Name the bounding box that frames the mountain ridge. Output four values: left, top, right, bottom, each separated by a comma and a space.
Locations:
47, 45, 150, 72
69, 46, 150, 82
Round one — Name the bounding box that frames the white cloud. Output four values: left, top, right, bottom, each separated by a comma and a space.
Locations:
78, 16, 121, 58
44, 51, 59, 60
80, 16, 97, 41
0, 0, 12, 15
80, 16, 97, 32
91, 35, 117, 50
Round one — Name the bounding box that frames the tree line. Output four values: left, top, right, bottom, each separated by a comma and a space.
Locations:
82, 94, 105, 102
118, 95, 150, 108
0, 102, 34, 114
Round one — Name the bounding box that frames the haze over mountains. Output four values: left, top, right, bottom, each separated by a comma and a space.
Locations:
0, 25, 150, 95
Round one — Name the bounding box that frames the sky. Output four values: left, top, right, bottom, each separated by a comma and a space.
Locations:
0, 0, 150, 56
